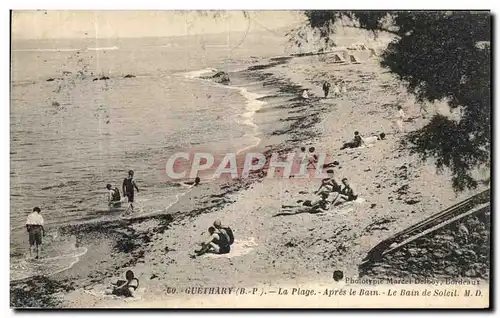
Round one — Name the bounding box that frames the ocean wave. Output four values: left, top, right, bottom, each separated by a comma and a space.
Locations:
12, 48, 80, 52
122, 186, 195, 219
182, 67, 267, 158
230, 86, 266, 154
181, 68, 218, 79
86, 46, 119, 51
10, 246, 88, 282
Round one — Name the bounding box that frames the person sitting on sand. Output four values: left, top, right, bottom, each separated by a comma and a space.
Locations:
315, 169, 341, 194
340, 131, 366, 150
195, 226, 231, 256
106, 184, 122, 208
108, 270, 140, 298
213, 220, 235, 246
331, 178, 358, 205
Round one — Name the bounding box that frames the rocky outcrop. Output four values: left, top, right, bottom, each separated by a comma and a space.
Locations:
93, 76, 110, 81
361, 207, 490, 280
205, 71, 230, 85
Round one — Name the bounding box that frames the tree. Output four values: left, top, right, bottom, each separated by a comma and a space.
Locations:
290, 11, 491, 191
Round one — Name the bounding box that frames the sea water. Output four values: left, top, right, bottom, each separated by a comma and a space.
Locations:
10, 31, 289, 280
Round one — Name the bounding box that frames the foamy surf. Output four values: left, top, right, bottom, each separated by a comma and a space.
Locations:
120, 186, 196, 220
87, 46, 119, 51
10, 247, 88, 282
218, 84, 265, 154
181, 68, 218, 79
13, 48, 80, 52
179, 67, 268, 181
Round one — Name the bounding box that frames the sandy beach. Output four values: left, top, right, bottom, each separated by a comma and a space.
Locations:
10, 27, 490, 308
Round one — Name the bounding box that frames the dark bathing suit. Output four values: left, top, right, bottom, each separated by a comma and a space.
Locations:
214, 231, 230, 254
323, 177, 341, 193
341, 186, 358, 201
111, 188, 121, 201
28, 225, 43, 246
323, 83, 331, 97
123, 178, 135, 202
341, 135, 363, 149
113, 278, 139, 297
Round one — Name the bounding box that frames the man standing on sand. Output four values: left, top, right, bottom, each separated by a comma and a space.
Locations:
395, 106, 406, 133
322, 81, 331, 98
123, 170, 139, 214
26, 207, 45, 259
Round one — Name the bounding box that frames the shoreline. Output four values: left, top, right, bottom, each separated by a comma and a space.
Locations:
11, 51, 490, 308
10, 54, 321, 308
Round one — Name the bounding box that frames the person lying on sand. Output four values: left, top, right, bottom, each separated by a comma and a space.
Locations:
331, 178, 358, 206
323, 161, 340, 169
340, 131, 366, 150
195, 226, 231, 256
106, 184, 122, 208
184, 176, 201, 187
281, 190, 332, 215
303, 190, 332, 212
362, 132, 386, 146
107, 270, 140, 298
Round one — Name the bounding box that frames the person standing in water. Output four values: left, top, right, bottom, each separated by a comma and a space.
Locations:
123, 170, 139, 214
106, 184, 122, 208
26, 207, 45, 259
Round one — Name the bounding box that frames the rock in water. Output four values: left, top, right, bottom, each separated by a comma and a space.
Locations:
211, 71, 230, 84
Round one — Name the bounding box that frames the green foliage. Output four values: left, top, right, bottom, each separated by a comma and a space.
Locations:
295, 11, 491, 191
